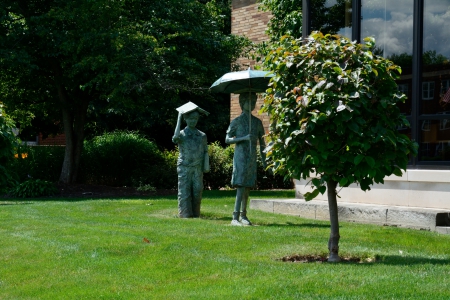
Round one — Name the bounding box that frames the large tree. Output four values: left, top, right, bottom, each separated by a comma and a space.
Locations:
262, 32, 418, 261
0, 0, 248, 183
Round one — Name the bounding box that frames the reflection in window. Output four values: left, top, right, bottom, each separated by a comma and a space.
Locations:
421, 1, 450, 117
422, 120, 431, 131
441, 80, 450, 96
398, 83, 408, 95
361, 0, 413, 60
440, 119, 450, 131
422, 81, 435, 100
420, 119, 450, 161
361, 0, 413, 117
311, 0, 352, 38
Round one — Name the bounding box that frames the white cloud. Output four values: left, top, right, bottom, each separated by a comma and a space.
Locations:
360, 0, 450, 59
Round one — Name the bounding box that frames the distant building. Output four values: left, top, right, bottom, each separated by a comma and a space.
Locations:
232, 0, 450, 209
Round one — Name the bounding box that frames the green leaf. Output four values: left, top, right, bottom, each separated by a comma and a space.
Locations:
333, 66, 343, 74
318, 185, 326, 195
354, 155, 364, 165
304, 189, 320, 201
339, 177, 348, 186
348, 122, 359, 133
392, 168, 403, 177
365, 156, 376, 168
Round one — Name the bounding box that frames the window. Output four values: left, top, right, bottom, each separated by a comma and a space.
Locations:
422, 81, 435, 100
440, 119, 450, 130
421, 120, 431, 131
398, 84, 408, 95
438, 112, 450, 131
441, 79, 450, 95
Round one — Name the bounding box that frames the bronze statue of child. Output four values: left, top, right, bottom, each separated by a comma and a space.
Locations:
172, 102, 210, 218
226, 93, 267, 226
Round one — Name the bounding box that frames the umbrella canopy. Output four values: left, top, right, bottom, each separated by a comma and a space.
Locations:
209, 68, 273, 94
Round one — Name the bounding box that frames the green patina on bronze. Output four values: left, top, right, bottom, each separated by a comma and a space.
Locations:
226, 93, 267, 226
173, 103, 209, 218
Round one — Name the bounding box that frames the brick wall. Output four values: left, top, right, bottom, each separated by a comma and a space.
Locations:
231, 0, 271, 131
38, 133, 66, 146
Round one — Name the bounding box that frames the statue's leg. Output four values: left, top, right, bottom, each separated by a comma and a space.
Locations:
191, 168, 203, 218
240, 187, 252, 225
177, 166, 193, 218
231, 186, 244, 226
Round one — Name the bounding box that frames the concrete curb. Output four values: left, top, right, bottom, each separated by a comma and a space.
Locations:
250, 199, 450, 233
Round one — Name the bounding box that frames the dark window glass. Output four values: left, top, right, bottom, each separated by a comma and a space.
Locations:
361, 0, 413, 116
419, 118, 450, 161
419, 0, 450, 162
421, 0, 450, 116
311, 0, 352, 38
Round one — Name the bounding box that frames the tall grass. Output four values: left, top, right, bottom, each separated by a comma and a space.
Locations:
1, 190, 450, 299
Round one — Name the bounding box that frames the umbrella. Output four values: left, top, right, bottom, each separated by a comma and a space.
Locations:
210, 67, 273, 94
210, 67, 273, 151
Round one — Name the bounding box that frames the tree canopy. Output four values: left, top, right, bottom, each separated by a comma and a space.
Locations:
0, 0, 249, 182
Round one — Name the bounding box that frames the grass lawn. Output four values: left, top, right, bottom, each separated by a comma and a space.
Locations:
1, 190, 450, 299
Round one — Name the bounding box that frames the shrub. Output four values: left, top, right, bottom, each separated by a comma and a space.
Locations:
0, 105, 19, 193
9, 145, 65, 183
204, 142, 292, 190
80, 131, 167, 187
9, 179, 58, 198
204, 142, 233, 190
156, 148, 178, 189
257, 152, 293, 190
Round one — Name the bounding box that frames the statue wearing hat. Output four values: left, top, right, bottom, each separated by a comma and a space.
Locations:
173, 102, 210, 218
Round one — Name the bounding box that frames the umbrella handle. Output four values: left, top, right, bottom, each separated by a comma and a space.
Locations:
249, 92, 252, 155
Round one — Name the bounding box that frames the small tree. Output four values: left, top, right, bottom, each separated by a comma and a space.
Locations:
262, 32, 418, 262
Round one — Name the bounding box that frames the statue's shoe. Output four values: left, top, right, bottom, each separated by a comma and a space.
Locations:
230, 220, 243, 226
240, 217, 252, 226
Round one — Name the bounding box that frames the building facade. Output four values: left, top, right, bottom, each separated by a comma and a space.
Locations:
231, 0, 450, 209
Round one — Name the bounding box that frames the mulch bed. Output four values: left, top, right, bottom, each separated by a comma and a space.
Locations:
279, 254, 375, 263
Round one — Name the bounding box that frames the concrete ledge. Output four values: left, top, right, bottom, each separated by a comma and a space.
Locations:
294, 170, 450, 210
250, 199, 450, 233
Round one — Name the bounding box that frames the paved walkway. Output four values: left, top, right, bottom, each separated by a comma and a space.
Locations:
250, 199, 450, 234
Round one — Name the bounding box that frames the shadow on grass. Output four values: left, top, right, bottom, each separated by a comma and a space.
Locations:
281, 254, 450, 265
263, 222, 329, 228
0, 201, 34, 205
202, 189, 295, 199
201, 213, 329, 228
0, 196, 178, 203
376, 255, 450, 266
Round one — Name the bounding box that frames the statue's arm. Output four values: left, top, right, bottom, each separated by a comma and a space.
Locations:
225, 120, 250, 144
258, 122, 267, 170
203, 137, 210, 173
225, 134, 251, 144
172, 112, 183, 143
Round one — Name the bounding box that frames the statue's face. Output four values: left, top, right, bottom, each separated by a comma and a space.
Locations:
242, 99, 256, 112
184, 112, 199, 128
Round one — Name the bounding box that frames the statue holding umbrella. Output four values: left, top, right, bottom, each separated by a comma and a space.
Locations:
210, 68, 273, 226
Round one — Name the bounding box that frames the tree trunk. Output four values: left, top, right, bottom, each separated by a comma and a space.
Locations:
327, 179, 341, 262
53, 60, 89, 184
58, 93, 89, 184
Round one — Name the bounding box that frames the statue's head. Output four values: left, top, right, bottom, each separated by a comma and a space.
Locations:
183, 110, 200, 128
239, 93, 257, 112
